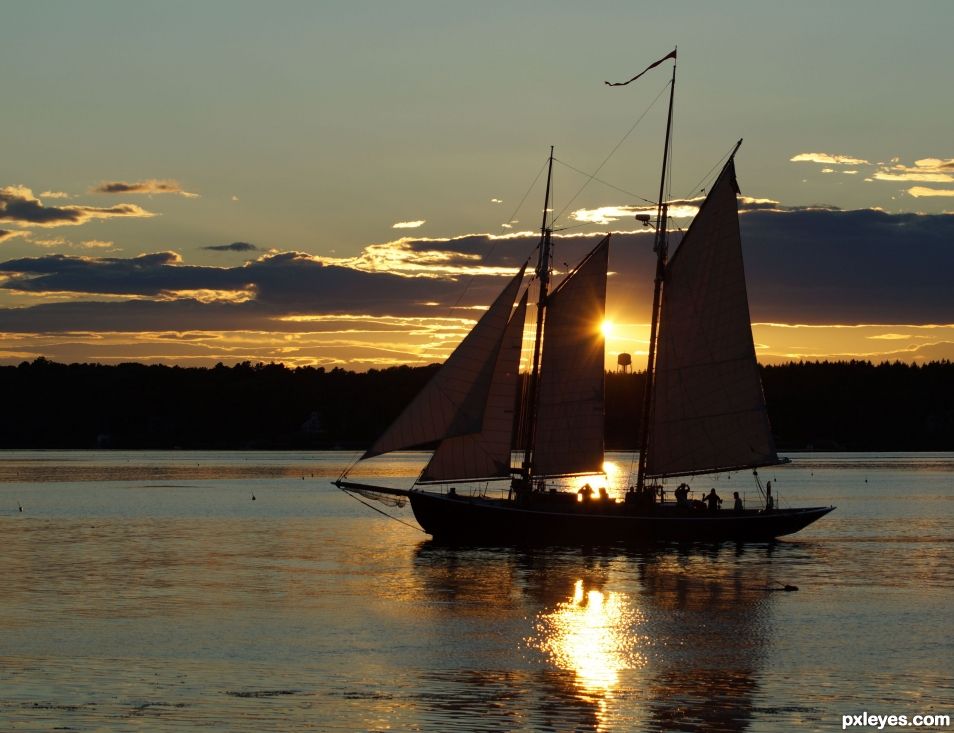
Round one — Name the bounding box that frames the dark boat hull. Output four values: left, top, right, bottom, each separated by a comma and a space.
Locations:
407, 491, 833, 543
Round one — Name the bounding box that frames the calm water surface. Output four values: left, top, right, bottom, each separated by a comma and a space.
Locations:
1, 451, 952, 732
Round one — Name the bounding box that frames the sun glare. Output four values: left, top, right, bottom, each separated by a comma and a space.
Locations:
601, 319, 614, 338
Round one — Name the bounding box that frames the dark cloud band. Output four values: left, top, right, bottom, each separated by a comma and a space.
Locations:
0, 207, 953, 335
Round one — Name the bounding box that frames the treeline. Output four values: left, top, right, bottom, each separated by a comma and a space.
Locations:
1, 358, 952, 450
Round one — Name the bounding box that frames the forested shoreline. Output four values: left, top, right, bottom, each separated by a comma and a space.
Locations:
1, 358, 952, 451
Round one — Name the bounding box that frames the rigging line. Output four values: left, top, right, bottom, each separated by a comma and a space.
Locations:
667, 100, 675, 206
551, 79, 671, 226
551, 221, 608, 233
444, 153, 549, 314
504, 154, 550, 233
340, 488, 427, 533
338, 451, 366, 481
552, 159, 655, 204
682, 140, 739, 200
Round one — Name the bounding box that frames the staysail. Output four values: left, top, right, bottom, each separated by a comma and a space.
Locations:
646, 160, 780, 477
362, 265, 526, 459
419, 290, 528, 482
532, 236, 609, 477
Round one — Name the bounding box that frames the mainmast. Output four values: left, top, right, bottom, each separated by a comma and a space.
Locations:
518, 146, 555, 491
636, 56, 676, 492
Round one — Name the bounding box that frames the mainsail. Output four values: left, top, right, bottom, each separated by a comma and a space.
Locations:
420, 290, 528, 482
362, 265, 526, 459
532, 236, 609, 477
646, 160, 780, 477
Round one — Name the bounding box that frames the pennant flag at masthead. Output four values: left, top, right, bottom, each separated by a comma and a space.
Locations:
605, 48, 677, 87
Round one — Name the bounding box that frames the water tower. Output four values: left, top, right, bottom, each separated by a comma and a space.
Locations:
617, 352, 632, 373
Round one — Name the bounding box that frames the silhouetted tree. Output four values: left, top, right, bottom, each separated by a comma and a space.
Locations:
1, 358, 951, 450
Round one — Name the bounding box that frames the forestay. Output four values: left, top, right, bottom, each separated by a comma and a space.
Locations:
420, 290, 528, 482
362, 265, 526, 459
646, 161, 780, 477
532, 236, 609, 477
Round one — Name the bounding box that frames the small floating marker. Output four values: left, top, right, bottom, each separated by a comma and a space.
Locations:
765, 581, 799, 592
251, 493, 256, 501
18, 502, 23, 513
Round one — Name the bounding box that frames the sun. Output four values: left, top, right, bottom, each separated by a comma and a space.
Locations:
601, 319, 614, 338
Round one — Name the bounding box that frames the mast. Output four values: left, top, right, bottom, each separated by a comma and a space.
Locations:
636, 55, 676, 492
519, 146, 555, 489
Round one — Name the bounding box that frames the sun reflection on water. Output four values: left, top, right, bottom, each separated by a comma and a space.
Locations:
529, 579, 647, 727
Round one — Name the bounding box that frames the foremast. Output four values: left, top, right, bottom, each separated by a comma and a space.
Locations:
636, 56, 677, 492
517, 146, 555, 493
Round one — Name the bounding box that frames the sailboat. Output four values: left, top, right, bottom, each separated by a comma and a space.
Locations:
336, 55, 834, 543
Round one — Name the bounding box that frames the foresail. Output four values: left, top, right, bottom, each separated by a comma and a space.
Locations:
420, 290, 528, 482
646, 160, 780, 478
532, 236, 609, 477
362, 265, 526, 459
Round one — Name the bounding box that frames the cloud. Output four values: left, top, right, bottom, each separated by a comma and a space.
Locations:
739, 207, 954, 323
30, 236, 68, 248
0, 249, 493, 315
92, 179, 199, 198
317, 236, 529, 277
907, 187, 954, 198
899, 158, 954, 173
572, 205, 647, 225
866, 333, 913, 340
570, 197, 836, 225
793, 154, 954, 199
0, 229, 29, 244
21, 236, 114, 250
3, 206, 954, 369
872, 158, 954, 196
202, 242, 259, 252
39, 191, 70, 199
392, 220, 425, 229
0, 251, 238, 298
874, 171, 954, 183
0, 186, 155, 228
791, 153, 870, 165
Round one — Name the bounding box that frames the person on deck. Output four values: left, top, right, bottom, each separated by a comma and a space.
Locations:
733, 491, 743, 512
765, 480, 775, 511
674, 483, 690, 507
704, 488, 722, 512
578, 484, 594, 502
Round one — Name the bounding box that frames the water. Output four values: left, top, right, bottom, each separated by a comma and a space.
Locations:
1, 451, 952, 732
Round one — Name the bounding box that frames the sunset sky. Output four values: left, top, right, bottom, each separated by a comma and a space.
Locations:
3, 2, 954, 370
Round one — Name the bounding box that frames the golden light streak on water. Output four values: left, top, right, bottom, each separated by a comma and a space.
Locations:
528, 579, 647, 730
